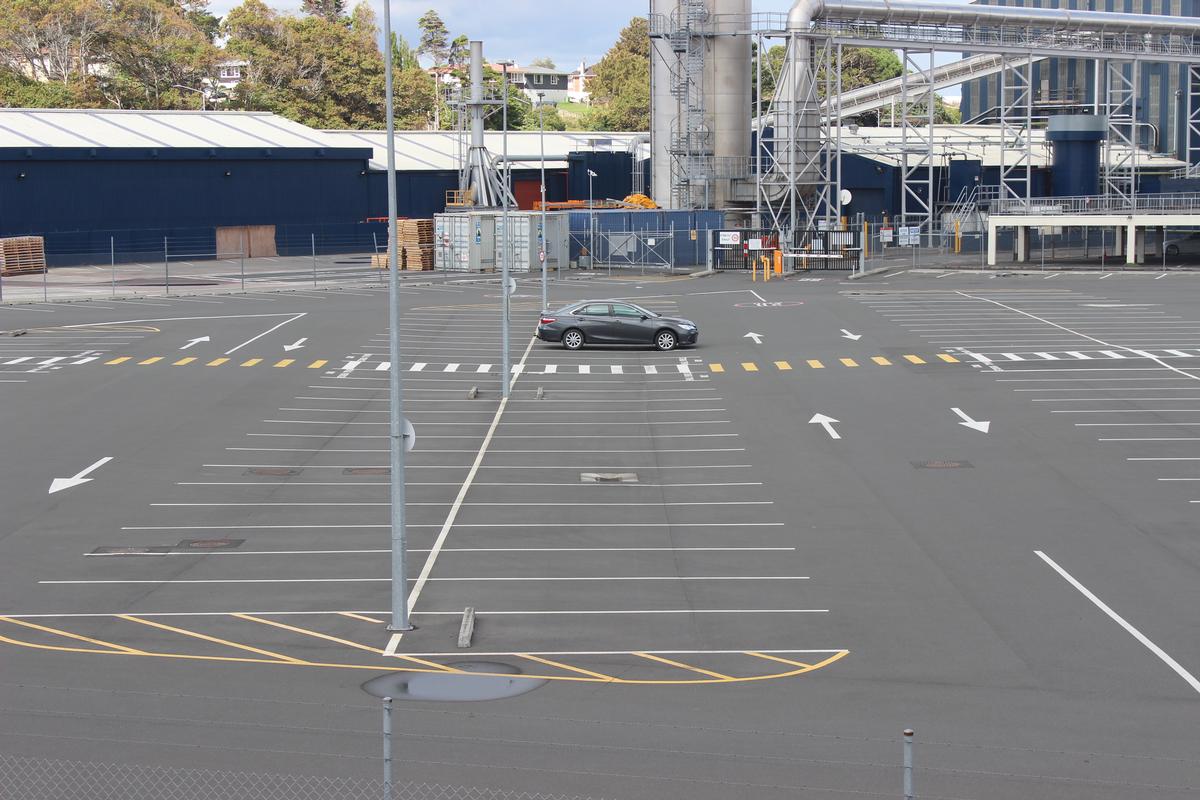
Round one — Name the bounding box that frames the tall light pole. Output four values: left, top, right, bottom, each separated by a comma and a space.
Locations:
537, 91, 548, 312
499, 61, 513, 398
587, 168, 597, 269
382, 0, 412, 632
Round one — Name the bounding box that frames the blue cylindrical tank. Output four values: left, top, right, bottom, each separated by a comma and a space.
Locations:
1046, 115, 1106, 197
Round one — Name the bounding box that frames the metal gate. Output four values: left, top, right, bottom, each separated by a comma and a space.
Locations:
711, 228, 862, 271
712, 229, 780, 270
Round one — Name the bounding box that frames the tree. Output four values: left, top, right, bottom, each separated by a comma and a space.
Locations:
300, 0, 344, 21
0, 65, 76, 106
393, 66, 436, 128
446, 34, 468, 67
529, 56, 556, 69
0, 0, 107, 86
416, 9, 448, 66
587, 17, 649, 131
481, 65, 530, 130
525, 103, 566, 132
391, 32, 418, 71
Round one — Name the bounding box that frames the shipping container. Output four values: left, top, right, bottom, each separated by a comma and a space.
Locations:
434, 211, 567, 273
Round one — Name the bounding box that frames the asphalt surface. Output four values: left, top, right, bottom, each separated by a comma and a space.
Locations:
0, 268, 1198, 799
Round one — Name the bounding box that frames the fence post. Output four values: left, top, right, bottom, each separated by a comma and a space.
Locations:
374, 232, 383, 285
163, 236, 170, 296
240, 231, 246, 293
311, 233, 318, 288
0, 257, 4, 302
383, 697, 393, 800
111, 236, 116, 297
43, 251, 48, 302
903, 728, 914, 800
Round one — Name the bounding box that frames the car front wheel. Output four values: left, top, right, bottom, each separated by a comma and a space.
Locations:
562, 329, 585, 350
1167, 244, 1180, 257
654, 329, 678, 351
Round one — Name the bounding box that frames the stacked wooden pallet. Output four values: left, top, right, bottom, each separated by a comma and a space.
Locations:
0, 236, 46, 276
371, 219, 435, 270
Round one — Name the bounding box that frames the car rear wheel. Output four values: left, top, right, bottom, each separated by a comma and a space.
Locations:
1167, 244, 1180, 257
654, 329, 678, 351
562, 329, 585, 350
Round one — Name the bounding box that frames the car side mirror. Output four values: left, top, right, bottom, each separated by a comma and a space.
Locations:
640, 315, 649, 320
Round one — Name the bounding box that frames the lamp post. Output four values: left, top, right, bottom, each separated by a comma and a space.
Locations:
172, 84, 207, 111
537, 91, 548, 312
499, 60, 514, 398
381, 0, 412, 632
587, 168, 597, 269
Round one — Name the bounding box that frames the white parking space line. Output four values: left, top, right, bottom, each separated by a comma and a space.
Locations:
87, 546, 796, 557
40, 575, 811, 585
1036, 550, 1200, 695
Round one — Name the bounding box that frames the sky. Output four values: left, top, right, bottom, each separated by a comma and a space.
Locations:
206, 0, 968, 96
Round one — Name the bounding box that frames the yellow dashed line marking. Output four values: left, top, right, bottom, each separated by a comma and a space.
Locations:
634, 651, 733, 680
840, 358, 858, 367
871, 356, 891, 366
138, 357, 163, 365
1, 617, 145, 655
206, 358, 229, 367
173, 357, 196, 366
273, 359, 294, 368
904, 354, 926, 364
807, 359, 824, 369
741, 362, 758, 372
240, 358, 262, 367
519, 653, 617, 681
938, 353, 959, 363
709, 363, 724, 373
105, 357, 131, 365
118, 615, 304, 663
774, 360, 792, 371
308, 360, 328, 369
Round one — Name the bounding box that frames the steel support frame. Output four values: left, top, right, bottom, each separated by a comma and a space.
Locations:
900, 48, 935, 231
998, 55, 1034, 208
1104, 60, 1139, 207
1186, 63, 1200, 173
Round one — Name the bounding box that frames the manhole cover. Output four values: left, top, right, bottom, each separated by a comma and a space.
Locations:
911, 460, 974, 469
344, 467, 390, 475
362, 661, 546, 701
580, 472, 638, 483
176, 538, 244, 550
245, 467, 302, 476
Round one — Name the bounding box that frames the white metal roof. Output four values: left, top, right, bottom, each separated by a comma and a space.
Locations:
0, 109, 334, 150
320, 129, 648, 172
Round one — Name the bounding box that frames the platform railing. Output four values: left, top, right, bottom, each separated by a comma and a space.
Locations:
989, 191, 1200, 215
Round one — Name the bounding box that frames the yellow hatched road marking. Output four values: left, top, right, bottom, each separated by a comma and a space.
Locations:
273, 359, 294, 368
840, 358, 858, 367
138, 357, 163, 365
634, 651, 733, 680
774, 360, 792, 371
0, 617, 145, 654
232, 613, 460, 673
518, 653, 616, 681
741, 362, 758, 372
745, 650, 813, 669
871, 356, 891, 366
904, 354, 926, 364
938, 353, 959, 363
173, 357, 196, 366
807, 359, 824, 369
240, 358, 262, 367
119, 614, 305, 663
206, 358, 229, 367
105, 357, 131, 365
709, 363, 724, 373
307, 360, 328, 369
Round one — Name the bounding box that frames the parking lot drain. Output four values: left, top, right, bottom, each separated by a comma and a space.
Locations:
344, 467, 390, 476
362, 662, 545, 701
581, 472, 638, 483
457, 607, 476, 648
911, 460, 974, 469
245, 467, 302, 476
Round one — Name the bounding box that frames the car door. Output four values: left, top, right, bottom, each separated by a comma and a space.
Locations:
609, 303, 655, 344
573, 303, 614, 342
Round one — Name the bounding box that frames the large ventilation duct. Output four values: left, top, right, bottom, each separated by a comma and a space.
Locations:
649, 0, 675, 208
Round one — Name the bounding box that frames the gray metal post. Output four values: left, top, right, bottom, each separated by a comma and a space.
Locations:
311, 233, 318, 288
111, 236, 116, 297
903, 728, 914, 800
382, 0, 412, 632
0, 257, 4, 302
500, 62, 512, 399
163, 237, 170, 296
374, 231, 384, 285
538, 92, 548, 312
383, 697, 393, 799
240, 232, 246, 292
43, 249, 48, 301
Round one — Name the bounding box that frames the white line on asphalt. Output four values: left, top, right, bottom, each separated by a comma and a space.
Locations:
200, 463, 753, 470
149, 500, 769, 508
177, 481, 763, 487
1035, 550, 1200, 695
86, 546, 797, 557
0, 609, 831, 619
223, 313, 307, 355
119, 522, 781, 531
41, 575, 809, 585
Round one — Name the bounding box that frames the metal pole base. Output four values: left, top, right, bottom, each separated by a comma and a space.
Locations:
387, 624, 416, 632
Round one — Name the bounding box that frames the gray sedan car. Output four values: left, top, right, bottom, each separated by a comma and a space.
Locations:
537, 300, 699, 351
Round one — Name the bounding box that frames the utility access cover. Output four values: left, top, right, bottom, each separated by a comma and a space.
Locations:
580, 472, 638, 483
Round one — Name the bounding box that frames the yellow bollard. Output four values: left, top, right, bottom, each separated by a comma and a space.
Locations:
954, 220, 961, 254
863, 220, 869, 259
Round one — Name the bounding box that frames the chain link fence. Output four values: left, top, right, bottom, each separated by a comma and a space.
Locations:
0, 753, 609, 800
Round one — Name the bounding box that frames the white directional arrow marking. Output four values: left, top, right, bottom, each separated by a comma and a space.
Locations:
49, 457, 113, 495
179, 336, 210, 350
744, 332, 764, 344
808, 413, 841, 440
840, 329, 862, 341
951, 407, 991, 433
283, 337, 308, 352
